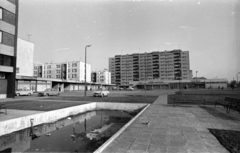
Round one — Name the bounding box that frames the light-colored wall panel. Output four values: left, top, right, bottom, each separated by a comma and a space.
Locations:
0, 65, 13, 72
0, 20, 15, 35
16, 38, 34, 76
0, 0, 16, 14
0, 43, 14, 56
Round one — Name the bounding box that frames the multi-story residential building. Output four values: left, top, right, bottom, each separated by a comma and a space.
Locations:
95, 69, 111, 85
67, 61, 91, 82
109, 49, 191, 86
0, 0, 19, 98
33, 63, 43, 78
42, 61, 91, 82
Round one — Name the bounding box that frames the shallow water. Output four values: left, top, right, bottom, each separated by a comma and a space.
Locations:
0, 110, 133, 153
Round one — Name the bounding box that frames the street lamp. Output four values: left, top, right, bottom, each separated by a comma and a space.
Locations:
84, 45, 91, 97
196, 71, 198, 88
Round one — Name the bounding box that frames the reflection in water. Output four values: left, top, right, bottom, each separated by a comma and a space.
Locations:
0, 110, 134, 153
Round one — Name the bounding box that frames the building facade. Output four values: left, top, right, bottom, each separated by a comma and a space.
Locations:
16, 38, 34, 76
93, 69, 111, 85
109, 50, 192, 86
0, 0, 19, 98
41, 61, 91, 83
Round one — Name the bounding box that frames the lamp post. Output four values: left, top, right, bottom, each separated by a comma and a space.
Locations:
84, 45, 91, 97
196, 71, 198, 88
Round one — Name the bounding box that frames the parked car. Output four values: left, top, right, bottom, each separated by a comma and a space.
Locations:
126, 87, 134, 91
93, 90, 110, 97
15, 89, 33, 96
38, 88, 59, 96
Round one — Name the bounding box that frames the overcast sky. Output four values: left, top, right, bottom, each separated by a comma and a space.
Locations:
18, 0, 240, 81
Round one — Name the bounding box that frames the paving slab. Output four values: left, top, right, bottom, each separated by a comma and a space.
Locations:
101, 94, 240, 153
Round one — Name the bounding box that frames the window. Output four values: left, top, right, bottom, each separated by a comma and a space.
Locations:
47, 65, 51, 69
47, 75, 51, 78
0, 8, 2, 20
56, 75, 61, 78
0, 54, 13, 66
72, 69, 77, 72
1, 9, 15, 25
47, 70, 51, 74
56, 70, 61, 73
0, 31, 2, 43
68, 69, 70, 72
72, 74, 77, 78
72, 63, 77, 67
0, 31, 14, 47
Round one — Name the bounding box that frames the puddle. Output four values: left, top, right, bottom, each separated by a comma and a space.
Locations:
0, 110, 136, 153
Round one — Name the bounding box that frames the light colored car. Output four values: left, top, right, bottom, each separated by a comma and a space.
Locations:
126, 87, 134, 91
93, 90, 109, 97
15, 89, 33, 96
38, 88, 60, 96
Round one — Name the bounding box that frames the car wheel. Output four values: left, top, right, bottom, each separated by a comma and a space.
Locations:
28, 93, 31, 96
46, 93, 49, 96
101, 94, 104, 97
16, 93, 20, 96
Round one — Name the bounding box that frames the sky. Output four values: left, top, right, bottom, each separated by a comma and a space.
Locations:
18, 0, 240, 81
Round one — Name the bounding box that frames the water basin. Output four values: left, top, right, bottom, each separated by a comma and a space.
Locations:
0, 110, 135, 153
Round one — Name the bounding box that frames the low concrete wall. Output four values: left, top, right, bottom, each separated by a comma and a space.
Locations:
0, 102, 147, 136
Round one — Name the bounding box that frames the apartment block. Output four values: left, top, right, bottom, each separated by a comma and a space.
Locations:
33, 63, 43, 78
109, 50, 191, 86
93, 69, 111, 85
41, 61, 91, 82
0, 0, 19, 98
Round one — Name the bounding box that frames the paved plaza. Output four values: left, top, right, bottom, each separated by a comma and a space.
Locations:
102, 95, 240, 153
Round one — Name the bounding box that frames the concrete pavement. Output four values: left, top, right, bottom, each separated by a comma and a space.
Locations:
102, 94, 240, 153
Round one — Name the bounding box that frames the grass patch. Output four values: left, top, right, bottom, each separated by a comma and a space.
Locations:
43, 96, 158, 103
0, 96, 157, 111
1, 100, 83, 111
209, 129, 240, 153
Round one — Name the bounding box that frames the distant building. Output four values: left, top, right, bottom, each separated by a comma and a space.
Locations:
109, 50, 192, 87
42, 61, 91, 83
96, 69, 111, 85
0, 0, 19, 98
33, 63, 43, 78
91, 71, 97, 83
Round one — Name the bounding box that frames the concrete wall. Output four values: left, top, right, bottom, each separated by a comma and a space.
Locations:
16, 38, 34, 76
0, 102, 148, 136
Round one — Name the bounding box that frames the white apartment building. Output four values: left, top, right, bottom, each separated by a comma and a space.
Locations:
67, 61, 91, 82
96, 69, 111, 85
42, 61, 91, 83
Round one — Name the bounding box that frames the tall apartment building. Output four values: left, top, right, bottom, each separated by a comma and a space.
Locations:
41, 61, 91, 82
109, 50, 191, 86
0, 0, 19, 98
